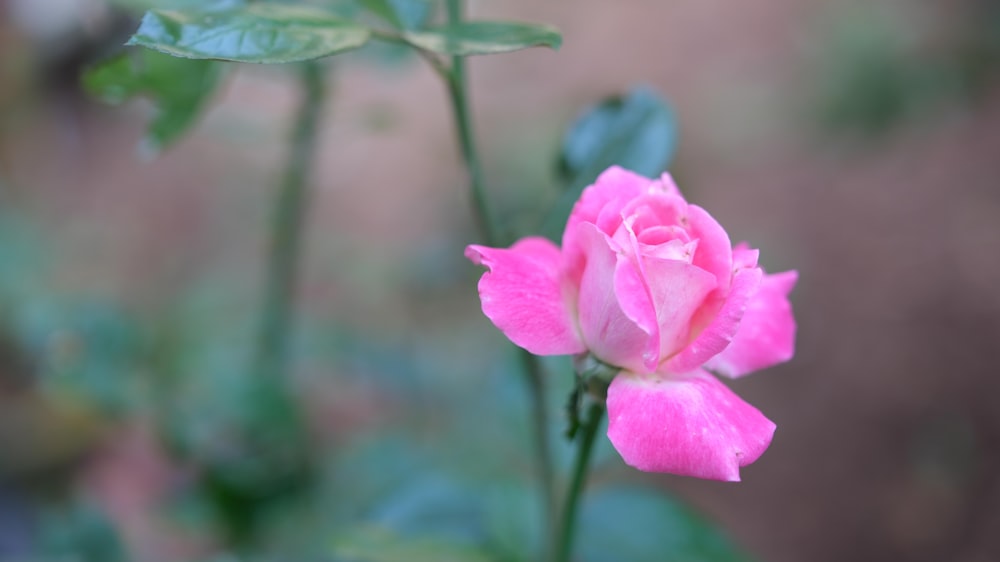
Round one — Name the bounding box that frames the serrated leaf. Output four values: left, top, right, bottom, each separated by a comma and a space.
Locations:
541, 87, 677, 239
333, 526, 495, 562
127, 4, 372, 63
577, 485, 753, 562
403, 21, 561, 56
83, 49, 221, 152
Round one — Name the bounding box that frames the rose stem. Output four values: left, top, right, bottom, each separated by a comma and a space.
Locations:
254, 61, 325, 381
555, 402, 606, 562
443, 0, 558, 554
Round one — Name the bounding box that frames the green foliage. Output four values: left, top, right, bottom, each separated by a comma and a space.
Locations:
323, 431, 541, 562
402, 21, 561, 55
0, 210, 146, 414
82, 49, 222, 153
812, 1, 1000, 137
360, 0, 435, 30
28, 301, 146, 415
151, 313, 314, 545
46, 3, 758, 561
481, 482, 545, 562
128, 4, 372, 63
37, 501, 127, 562
333, 526, 496, 562
109, 0, 233, 11
98, 1, 563, 149
577, 485, 752, 562
542, 87, 677, 239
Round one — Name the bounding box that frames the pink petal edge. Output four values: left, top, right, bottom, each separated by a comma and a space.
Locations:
465, 238, 585, 356
573, 224, 652, 373
606, 370, 776, 481
707, 270, 798, 378
686, 205, 734, 291
665, 265, 762, 374
562, 166, 654, 258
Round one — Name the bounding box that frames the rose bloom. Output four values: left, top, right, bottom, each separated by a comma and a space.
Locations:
466, 166, 797, 481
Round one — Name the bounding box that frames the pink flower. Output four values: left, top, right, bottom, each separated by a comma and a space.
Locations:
466, 166, 797, 481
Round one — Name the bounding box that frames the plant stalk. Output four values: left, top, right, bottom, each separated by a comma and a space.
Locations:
555, 402, 605, 562
444, 0, 497, 246
442, 0, 557, 554
254, 61, 325, 380
518, 348, 557, 542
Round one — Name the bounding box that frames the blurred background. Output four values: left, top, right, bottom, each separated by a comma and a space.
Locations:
1, 0, 1000, 561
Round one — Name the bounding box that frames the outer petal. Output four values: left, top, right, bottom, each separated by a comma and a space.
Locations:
707, 270, 798, 378
665, 265, 762, 374
574, 224, 651, 372
466, 238, 585, 356
606, 370, 776, 481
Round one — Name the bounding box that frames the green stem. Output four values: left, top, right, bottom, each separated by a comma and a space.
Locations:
442, 0, 556, 554
254, 61, 325, 380
518, 348, 557, 540
555, 402, 605, 562
444, 0, 497, 246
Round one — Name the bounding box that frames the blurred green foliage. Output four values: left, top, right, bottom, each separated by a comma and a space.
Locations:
578, 486, 752, 562
36, 500, 127, 562
0, 1, 754, 560
813, 0, 1000, 137
0, 199, 751, 561
83, 50, 222, 154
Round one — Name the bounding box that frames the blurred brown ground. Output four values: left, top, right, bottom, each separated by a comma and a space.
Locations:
2, 0, 1000, 561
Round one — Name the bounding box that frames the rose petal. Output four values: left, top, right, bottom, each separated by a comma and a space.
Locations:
613, 253, 660, 370
639, 255, 718, 363
732, 242, 759, 269
574, 224, 651, 372
606, 370, 776, 481
466, 238, 585, 355
656, 172, 685, 200
687, 205, 733, 291
619, 192, 688, 236
707, 270, 798, 378
665, 265, 762, 374
563, 167, 654, 268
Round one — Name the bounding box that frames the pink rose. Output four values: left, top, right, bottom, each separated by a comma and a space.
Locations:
466, 166, 797, 481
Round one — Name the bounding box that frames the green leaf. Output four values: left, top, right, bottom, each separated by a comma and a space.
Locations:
369, 475, 485, 544
360, 0, 434, 30
577, 485, 753, 562
333, 526, 496, 562
127, 4, 372, 63
403, 21, 561, 56
108, 0, 239, 12
541, 87, 677, 239
83, 49, 221, 152
482, 482, 544, 562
